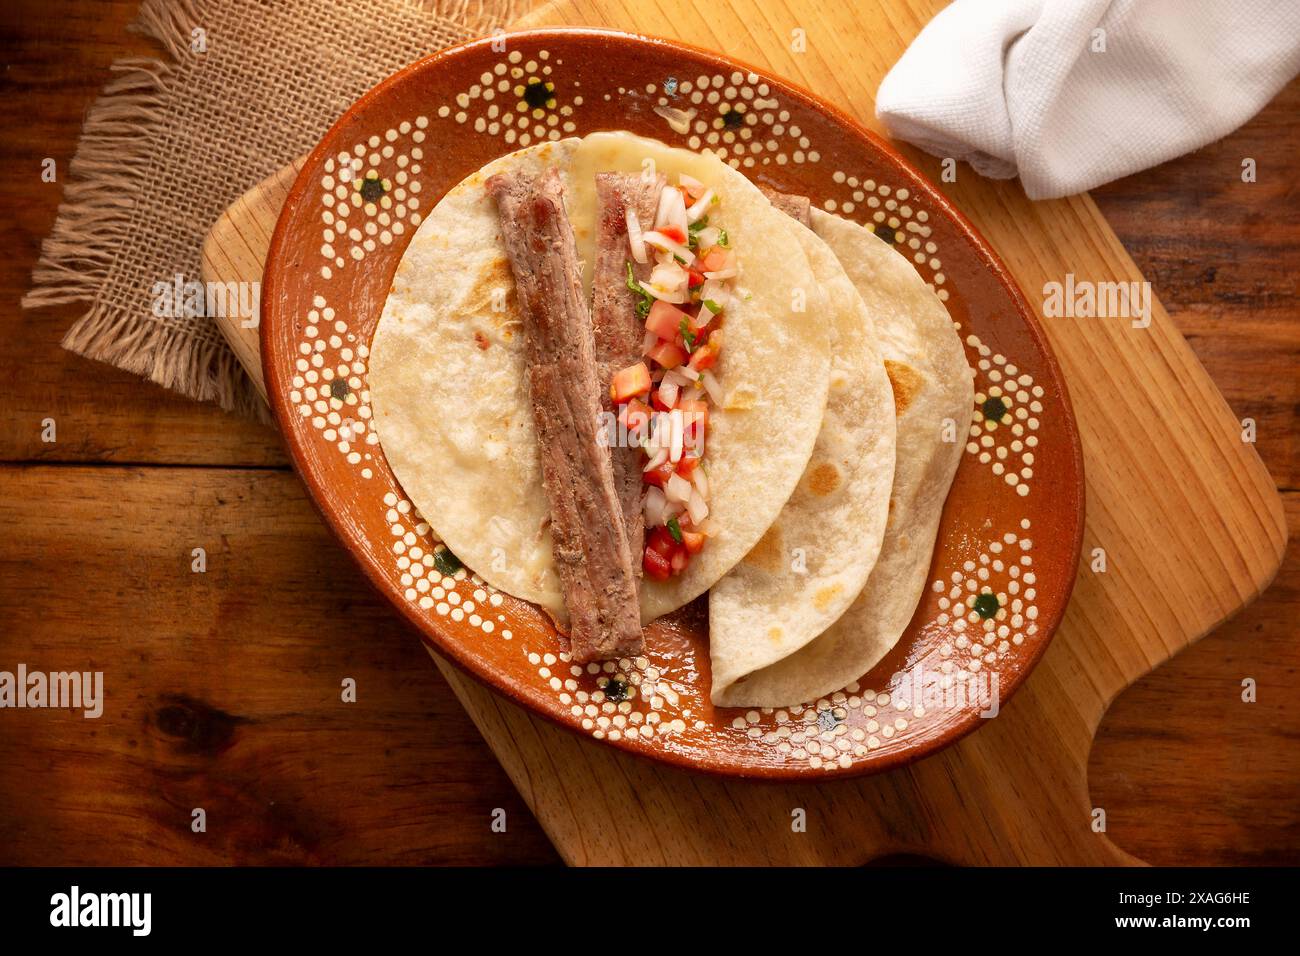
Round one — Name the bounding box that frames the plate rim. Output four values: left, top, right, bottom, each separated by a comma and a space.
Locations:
261, 26, 1087, 781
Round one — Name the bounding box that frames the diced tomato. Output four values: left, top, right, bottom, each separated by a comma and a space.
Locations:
651, 387, 676, 412
643, 546, 672, 581
688, 339, 720, 371
642, 460, 676, 488
670, 549, 690, 574
685, 266, 706, 288
678, 399, 710, 429
647, 525, 678, 559
645, 300, 686, 340
679, 182, 706, 202
610, 361, 651, 402
698, 247, 735, 273
660, 225, 687, 244
680, 529, 706, 555
689, 317, 716, 343
674, 454, 700, 478
618, 398, 651, 437
647, 340, 688, 370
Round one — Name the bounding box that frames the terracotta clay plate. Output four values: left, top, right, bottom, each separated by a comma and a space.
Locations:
262, 28, 1084, 779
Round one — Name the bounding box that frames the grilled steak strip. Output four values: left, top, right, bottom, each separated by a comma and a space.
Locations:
592, 171, 664, 578
486, 168, 645, 662
760, 186, 811, 226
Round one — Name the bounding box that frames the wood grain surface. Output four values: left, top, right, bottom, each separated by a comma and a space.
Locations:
1, 0, 1296, 865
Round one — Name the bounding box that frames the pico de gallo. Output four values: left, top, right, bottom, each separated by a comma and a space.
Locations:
608, 172, 738, 582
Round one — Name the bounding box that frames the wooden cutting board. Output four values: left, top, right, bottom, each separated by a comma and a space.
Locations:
201, 0, 1286, 865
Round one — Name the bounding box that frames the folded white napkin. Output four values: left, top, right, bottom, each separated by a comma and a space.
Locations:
876, 0, 1300, 199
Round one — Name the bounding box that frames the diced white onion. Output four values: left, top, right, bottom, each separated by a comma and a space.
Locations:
690, 466, 709, 499
643, 447, 668, 472
644, 485, 666, 525
625, 207, 648, 264
650, 260, 687, 289
695, 226, 722, 249
655, 186, 689, 236
676, 366, 700, 382
668, 409, 684, 462
686, 189, 715, 223
643, 286, 687, 304
699, 279, 731, 309
658, 380, 679, 409
641, 330, 658, 354
701, 370, 724, 404
663, 369, 692, 388
665, 472, 692, 504
686, 488, 709, 525
703, 267, 740, 280
642, 230, 694, 264
662, 498, 685, 521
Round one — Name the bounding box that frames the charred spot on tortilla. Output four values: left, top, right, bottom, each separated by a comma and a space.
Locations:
806, 460, 840, 496
469, 256, 518, 318
813, 583, 843, 612
744, 524, 784, 573
884, 358, 924, 414
473, 331, 490, 350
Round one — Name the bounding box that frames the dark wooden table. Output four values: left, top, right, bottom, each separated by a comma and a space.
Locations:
1, 0, 1296, 866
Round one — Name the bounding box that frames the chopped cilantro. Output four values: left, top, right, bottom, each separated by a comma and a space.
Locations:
625, 261, 652, 318
717, 228, 729, 248
679, 318, 696, 352
666, 517, 683, 543
702, 299, 722, 315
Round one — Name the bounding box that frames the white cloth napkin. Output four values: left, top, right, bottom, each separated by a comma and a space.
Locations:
876, 0, 1300, 199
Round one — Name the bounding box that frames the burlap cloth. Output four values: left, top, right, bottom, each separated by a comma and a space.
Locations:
23, 0, 523, 419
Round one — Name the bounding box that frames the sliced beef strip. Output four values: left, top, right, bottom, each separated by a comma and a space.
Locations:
486, 168, 645, 662
591, 171, 664, 578
760, 186, 811, 227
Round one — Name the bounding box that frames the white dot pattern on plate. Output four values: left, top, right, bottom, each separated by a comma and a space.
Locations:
961, 331, 1043, 496
932, 518, 1039, 676
440, 50, 580, 145
382, 490, 505, 638
318, 122, 427, 279
290, 294, 379, 472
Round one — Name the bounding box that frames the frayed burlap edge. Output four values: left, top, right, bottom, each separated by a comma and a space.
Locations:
22, 0, 520, 421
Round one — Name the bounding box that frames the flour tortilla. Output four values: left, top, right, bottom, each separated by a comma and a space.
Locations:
709, 220, 896, 705
368, 135, 831, 627
713, 208, 973, 706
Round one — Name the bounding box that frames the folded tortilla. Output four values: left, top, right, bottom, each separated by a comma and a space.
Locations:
712, 209, 973, 706
368, 134, 831, 629
708, 218, 897, 704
